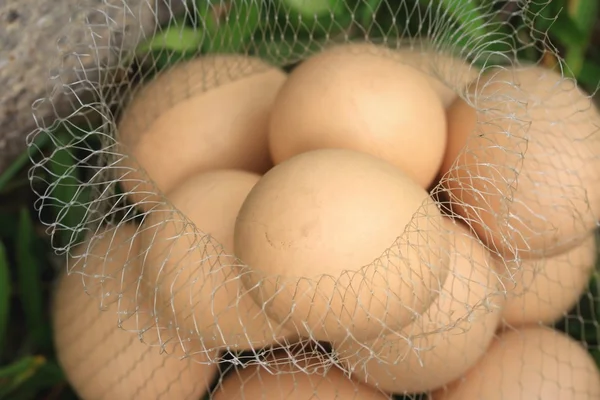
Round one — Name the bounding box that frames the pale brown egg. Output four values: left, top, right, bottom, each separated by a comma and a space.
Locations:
393, 43, 480, 108
268, 42, 447, 189
335, 218, 504, 394
234, 148, 450, 343
211, 358, 390, 400
498, 233, 597, 327
141, 170, 293, 355
441, 66, 600, 258
53, 224, 218, 400
116, 55, 286, 211
431, 326, 600, 400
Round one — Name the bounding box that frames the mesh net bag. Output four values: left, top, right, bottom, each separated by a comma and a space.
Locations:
27, 0, 600, 399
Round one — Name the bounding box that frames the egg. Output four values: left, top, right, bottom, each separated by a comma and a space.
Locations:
393, 43, 480, 107
141, 170, 293, 355
268, 42, 447, 189
234, 148, 450, 343
116, 55, 286, 211
441, 66, 600, 258
52, 224, 218, 400
211, 355, 390, 399
335, 218, 504, 394
498, 233, 597, 327
431, 326, 600, 400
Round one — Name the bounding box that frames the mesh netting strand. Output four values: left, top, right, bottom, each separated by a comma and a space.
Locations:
27, 0, 600, 399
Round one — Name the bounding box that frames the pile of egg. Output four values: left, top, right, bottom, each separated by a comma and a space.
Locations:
52, 42, 600, 399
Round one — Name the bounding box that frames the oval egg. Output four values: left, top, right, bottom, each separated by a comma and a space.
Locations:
53, 225, 218, 400
234, 148, 450, 343
268, 42, 447, 189
117, 55, 286, 211
141, 169, 293, 354
211, 355, 390, 400
431, 326, 600, 400
498, 233, 597, 327
441, 66, 600, 258
335, 218, 504, 394
394, 41, 480, 108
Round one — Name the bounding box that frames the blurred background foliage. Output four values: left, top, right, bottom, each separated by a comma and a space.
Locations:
0, 0, 599, 398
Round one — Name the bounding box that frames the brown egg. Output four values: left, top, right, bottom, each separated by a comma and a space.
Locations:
234, 148, 450, 343
116, 55, 286, 211
335, 218, 504, 394
141, 170, 292, 355
498, 233, 597, 327
268, 42, 447, 189
431, 326, 600, 400
441, 66, 600, 258
53, 224, 218, 400
211, 359, 390, 400
393, 43, 480, 108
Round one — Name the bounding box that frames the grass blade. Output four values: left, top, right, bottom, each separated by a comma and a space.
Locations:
199, 0, 262, 53
0, 130, 51, 192
3, 360, 67, 400
136, 26, 203, 54
16, 208, 51, 352
49, 133, 87, 248
0, 356, 46, 399
0, 241, 9, 358
568, 0, 598, 34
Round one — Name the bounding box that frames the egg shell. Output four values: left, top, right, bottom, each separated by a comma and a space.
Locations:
497, 233, 597, 327
393, 43, 480, 108
141, 170, 292, 354
431, 326, 600, 400
268, 42, 447, 189
211, 358, 390, 400
442, 66, 600, 258
116, 55, 286, 211
335, 218, 504, 394
52, 224, 218, 400
234, 148, 450, 343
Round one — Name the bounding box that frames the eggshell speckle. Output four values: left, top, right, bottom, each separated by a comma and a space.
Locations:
117, 55, 286, 211
268, 42, 447, 189
431, 326, 600, 400
234, 148, 450, 343
336, 218, 504, 394
442, 66, 600, 258
141, 170, 292, 354
53, 225, 217, 400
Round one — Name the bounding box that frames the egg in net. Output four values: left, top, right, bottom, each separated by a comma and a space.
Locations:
27, 0, 600, 398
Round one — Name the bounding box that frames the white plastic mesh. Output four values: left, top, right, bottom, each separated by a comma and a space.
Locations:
27, 0, 600, 399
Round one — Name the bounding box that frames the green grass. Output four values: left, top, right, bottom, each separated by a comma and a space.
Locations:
1, 0, 599, 399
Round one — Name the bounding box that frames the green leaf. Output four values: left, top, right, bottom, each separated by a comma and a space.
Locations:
265, 0, 352, 40
358, 0, 384, 28
576, 60, 600, 92
0, 356, 46, 399
0, 129, 51, 192
49, 133, 88, 247
199, 0, 262, 53
0, 356, 44, 379
567, 0, 598, 36
428, 0, 490, 42
136, 26, 203, 54
550, 11, 587, 48
280, 0, 342, 17
3, 360, 67, 400
0, 241, 9, 357
16, 208, 51, 352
